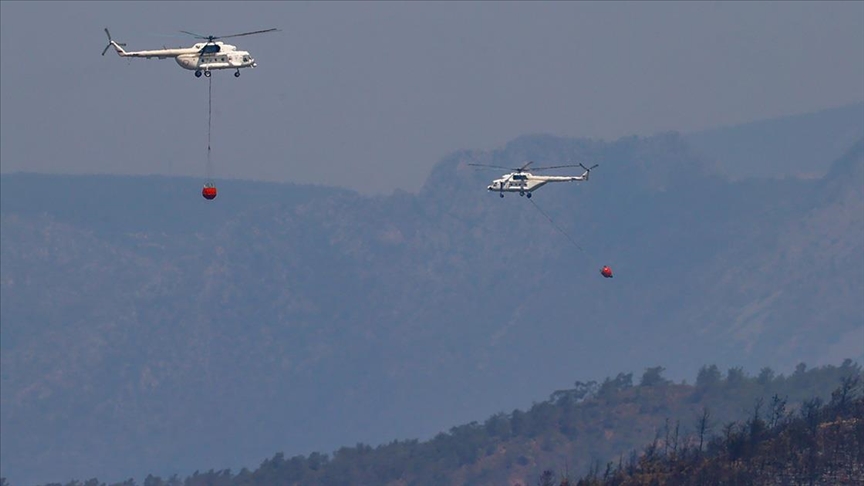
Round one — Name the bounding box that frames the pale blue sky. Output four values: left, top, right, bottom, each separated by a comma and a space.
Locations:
2, 1, 862, 193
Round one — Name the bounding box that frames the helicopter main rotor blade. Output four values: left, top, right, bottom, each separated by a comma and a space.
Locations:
468, 162, 536, 172
530, 164, 584, 171
467, 163, 518, 171
180, 30, 209, 39
216, 28, 279, 40
518, 161, 534, 171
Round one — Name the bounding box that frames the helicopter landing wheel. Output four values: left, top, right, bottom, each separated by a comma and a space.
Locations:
204, 70, 211, 78
519, 191, 525, 197
234, 70, 241, 78
499, 193, 504, 198
526, 192, 532, 198
195, 70, 202, 78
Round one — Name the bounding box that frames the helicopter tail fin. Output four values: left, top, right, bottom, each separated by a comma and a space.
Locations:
102, 28, 128, 56
578, 164, 599, 180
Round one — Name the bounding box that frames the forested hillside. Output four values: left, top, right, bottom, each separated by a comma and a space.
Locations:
562, 375, 864, 485
15, 361, 861, 486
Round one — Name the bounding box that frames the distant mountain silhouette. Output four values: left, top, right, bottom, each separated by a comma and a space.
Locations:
2, 120, 862, 484
684, 101, 864, 180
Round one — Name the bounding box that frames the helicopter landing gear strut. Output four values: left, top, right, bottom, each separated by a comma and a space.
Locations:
234, 70, 241, 78
195, 70, 202, 78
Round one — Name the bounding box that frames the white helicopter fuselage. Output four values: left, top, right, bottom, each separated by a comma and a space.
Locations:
488, 172, 587, 194
108, 39, 257, 73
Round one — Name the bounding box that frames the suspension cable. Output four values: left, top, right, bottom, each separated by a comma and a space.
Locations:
206, 75, 213, 184
528, 197, 586, 253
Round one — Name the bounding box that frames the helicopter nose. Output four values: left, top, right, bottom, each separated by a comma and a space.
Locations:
251, 60, 257, 68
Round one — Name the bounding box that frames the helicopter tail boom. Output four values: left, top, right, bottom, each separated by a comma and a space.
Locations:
534, 164, 598, 183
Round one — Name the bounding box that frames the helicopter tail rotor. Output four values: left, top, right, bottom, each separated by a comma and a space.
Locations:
578, 163, 599, 180
102, 28, 127, 56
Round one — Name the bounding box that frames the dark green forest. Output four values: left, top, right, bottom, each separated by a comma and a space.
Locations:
11, 359, 862, 486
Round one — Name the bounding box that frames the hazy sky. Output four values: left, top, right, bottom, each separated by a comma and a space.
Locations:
1, 1, 862, 194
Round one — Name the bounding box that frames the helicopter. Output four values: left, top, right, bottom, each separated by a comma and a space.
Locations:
469, 161, 599, 198
101, 27, 278, 78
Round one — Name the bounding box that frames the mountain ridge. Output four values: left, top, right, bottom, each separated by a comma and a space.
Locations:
2, 125, 862, 484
